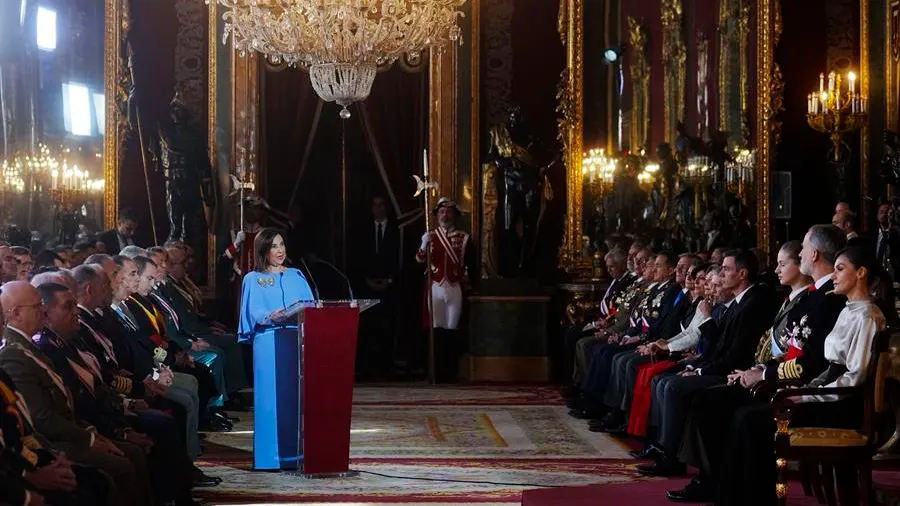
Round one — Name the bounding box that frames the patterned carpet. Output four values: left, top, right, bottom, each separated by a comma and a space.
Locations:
196, 385, 646, 504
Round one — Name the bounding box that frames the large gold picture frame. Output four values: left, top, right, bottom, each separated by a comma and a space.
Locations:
558, 0, 871, 267
103, 0, 129, 229
756, 0, 870, 246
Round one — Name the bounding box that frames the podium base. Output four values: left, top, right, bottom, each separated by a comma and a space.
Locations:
288, 470, 361, 479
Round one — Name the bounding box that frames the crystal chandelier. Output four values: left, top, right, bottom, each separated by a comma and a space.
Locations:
211, 0, 468, 118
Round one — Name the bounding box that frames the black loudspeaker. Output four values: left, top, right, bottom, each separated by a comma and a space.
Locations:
772, 171, 792, 220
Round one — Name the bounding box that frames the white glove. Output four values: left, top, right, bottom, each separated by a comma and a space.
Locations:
234, 230, 246, 246
420, 232, 431, 250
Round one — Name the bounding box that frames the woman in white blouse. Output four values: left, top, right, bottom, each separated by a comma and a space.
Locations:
797, 245, 888, 403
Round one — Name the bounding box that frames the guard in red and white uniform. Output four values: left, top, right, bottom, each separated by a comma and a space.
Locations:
416, 198, 471, 382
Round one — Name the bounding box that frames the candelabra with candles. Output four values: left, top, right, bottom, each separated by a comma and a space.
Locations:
807, 70, 868, 161
582, 148, 617, 195
725, 148, 756, 198
637, 163, 659, 192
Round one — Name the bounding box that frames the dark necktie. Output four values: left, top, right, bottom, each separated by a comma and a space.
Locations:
878, 229, 889, 264
376, 223, 384, 254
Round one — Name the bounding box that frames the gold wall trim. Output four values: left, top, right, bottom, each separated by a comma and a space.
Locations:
470, 0, 481, 244
103, 0, 129, 229
757, 0, 774, 252
557, 0, 584, 272
861, 0, 870, 229
739, 1, 751, 145
429, 45, 460, 208
628, 17, 650, 152
207, 1, 218, 291
661, 0, 686, 145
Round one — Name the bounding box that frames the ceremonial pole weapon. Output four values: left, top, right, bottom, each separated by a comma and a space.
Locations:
413, 149, 439, 385
228, 173, 256, 233
127, 44, 158, 245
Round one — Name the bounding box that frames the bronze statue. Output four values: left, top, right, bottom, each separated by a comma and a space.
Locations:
151, 93, 215, 245
486, 106, 555, 277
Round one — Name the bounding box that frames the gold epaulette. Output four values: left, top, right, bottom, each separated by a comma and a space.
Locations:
777, 359, 803, 380
754, 328, 773, 364
21, 446, 38, 466
114, 376, 133, 395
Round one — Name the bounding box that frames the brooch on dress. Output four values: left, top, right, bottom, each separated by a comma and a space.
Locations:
257, 276, 275, 287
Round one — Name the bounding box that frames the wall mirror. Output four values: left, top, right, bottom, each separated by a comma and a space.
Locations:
0, 0, 109, 248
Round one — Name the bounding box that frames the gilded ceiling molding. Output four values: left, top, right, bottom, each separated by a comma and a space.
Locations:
628, 17, 650, 152
661, 0, 686, 145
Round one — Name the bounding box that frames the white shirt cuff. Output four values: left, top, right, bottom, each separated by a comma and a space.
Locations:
24, 490, 32, 506
89, 432, 95, 447
696, 368, 702, 376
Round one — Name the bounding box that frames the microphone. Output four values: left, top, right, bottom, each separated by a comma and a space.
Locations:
298, 257, 321, 302
311, 257, 356, 304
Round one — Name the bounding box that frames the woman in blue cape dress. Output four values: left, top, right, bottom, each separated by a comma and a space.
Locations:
238, 228, 315, 470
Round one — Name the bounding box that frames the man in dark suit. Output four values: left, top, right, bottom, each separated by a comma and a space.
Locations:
874, 203, 900, 279
669, 225, 847, 502
562, 247, 635, 393
0, 281, 151, 506
35, 282, 206, 504
97, 208, 138, 255
833, 208, 865, 247
581, 252, 683, 430
635, 249, 778, 477
592, 253, 698, 432
353, 196, 401, 379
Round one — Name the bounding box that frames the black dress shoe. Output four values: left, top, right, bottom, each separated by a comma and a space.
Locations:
563, 385, 581, 398
636, 457, 687, 477
629, 445, 663, 459
192, 472, 222, 487
666, 478, 713, 502
589, 421, 626, 433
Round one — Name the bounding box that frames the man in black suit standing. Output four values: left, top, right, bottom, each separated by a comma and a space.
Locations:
97, 208, 138, 255
875, 202, 900, 279
353, 196, 401, 379
833, 208, 865, 247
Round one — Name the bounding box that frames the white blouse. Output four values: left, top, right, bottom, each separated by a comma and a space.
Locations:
801, 299, 886, 403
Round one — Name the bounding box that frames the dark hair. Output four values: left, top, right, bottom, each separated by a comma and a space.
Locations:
34, 250, 63, 271
37, 282, 69, 306
689, 262, 711, 279
658, 251, 678, 268
778, 240, 803, 264
73, 241, 94, 253
118, 208, 137, 224
724, 249, 759, 282
679, 253, 701, 269
52, 245, 72, 254
835, 246, 897, 324
85, 253, 113, 266
132, 256, 157, 275
254, 228, 286, 272
10, 246, 30, 256
72, 264, 101, 291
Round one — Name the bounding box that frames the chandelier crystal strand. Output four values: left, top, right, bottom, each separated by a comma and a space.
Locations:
210, 0, 467, 118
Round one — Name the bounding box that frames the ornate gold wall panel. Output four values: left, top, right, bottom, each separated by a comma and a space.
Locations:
757, 0, 869, 252
557, 0, 585, 272
429, 44, 460, 210
103, 0, 130, 228
661, 0, 686, 145
628, 17, 650, 152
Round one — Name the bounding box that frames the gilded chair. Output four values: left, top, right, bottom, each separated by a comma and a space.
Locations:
770, 330, 893, 506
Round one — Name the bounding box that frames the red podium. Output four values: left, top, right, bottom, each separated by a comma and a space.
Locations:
283, 299, 378, 477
